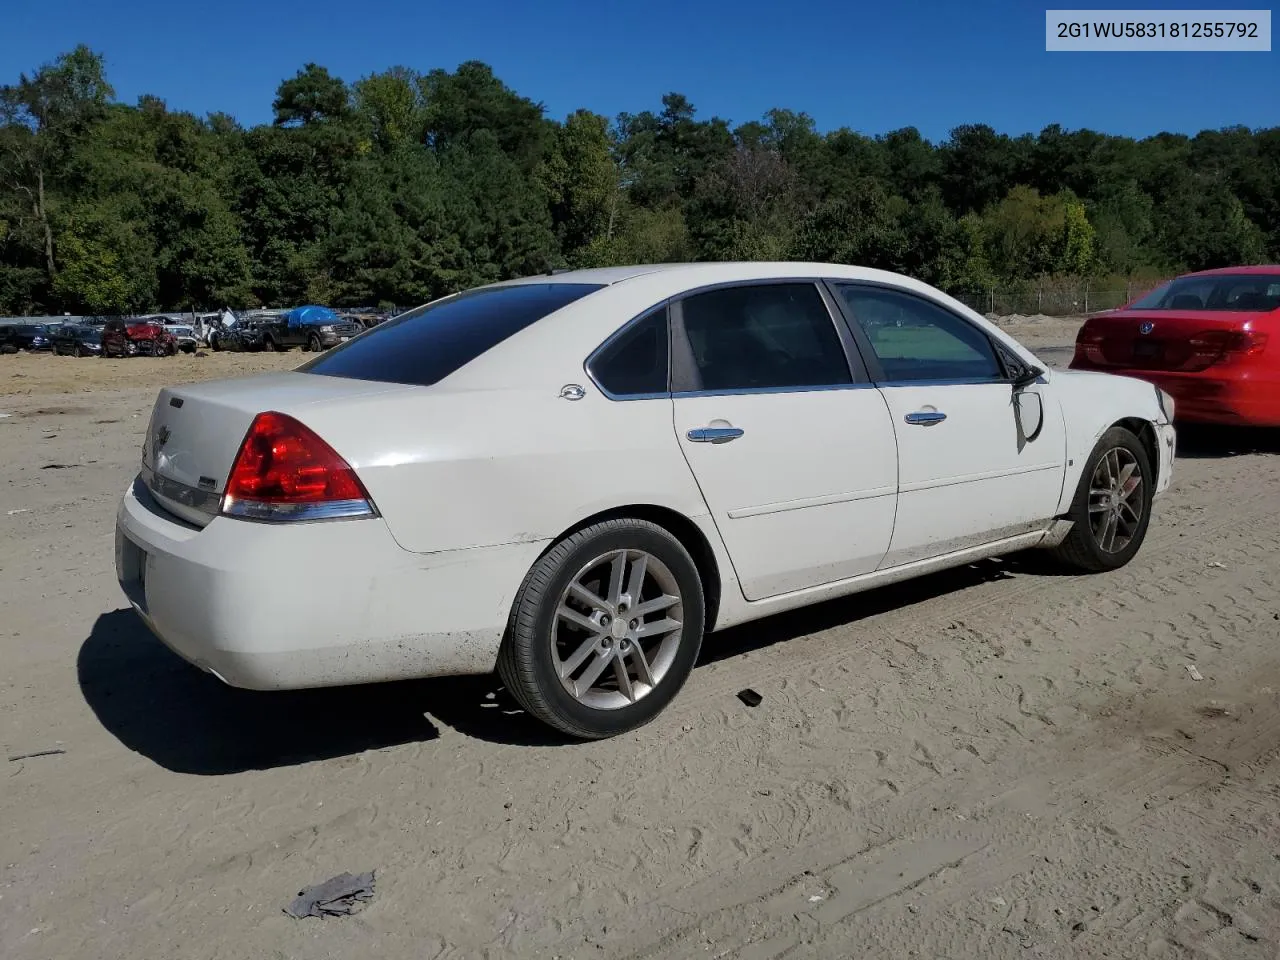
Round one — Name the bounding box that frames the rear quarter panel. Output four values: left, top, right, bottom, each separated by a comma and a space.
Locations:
294, 387, 711, 556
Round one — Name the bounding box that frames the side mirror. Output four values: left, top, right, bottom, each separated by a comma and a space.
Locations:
1014, 389, 1044, 441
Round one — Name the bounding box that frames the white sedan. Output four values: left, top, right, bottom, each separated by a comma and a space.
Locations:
116, 263, 1176, 738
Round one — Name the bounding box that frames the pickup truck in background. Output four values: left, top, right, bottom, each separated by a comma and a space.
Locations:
258, 305, 362, 352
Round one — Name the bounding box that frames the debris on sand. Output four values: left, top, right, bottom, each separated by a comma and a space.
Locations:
8, 748, 65, 762
737, 688, 763, 708
1185, 664, 1204, 682
284, 870, 376, 919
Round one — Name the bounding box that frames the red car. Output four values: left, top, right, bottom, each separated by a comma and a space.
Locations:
1070, 266, 1280, 426
102, 319, 178, 358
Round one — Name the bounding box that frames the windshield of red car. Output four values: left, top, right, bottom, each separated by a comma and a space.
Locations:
1130, 274, 1280, 312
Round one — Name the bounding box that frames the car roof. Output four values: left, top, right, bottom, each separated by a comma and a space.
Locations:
492, 261, 928, 288
447, 261, 1044, 391
1179, 264, 1280, 278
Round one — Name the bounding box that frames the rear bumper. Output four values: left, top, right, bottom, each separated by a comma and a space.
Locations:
1156, 376, 1280, 427
1071, 362, 1280, 426
115, 477, 547, 690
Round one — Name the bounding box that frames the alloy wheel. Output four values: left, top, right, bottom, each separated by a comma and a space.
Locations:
552, 549, 684, 709
1088, 447, 1144, 553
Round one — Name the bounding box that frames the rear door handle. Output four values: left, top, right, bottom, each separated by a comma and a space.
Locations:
687, 426, 744, 443
904, 411, 946, 426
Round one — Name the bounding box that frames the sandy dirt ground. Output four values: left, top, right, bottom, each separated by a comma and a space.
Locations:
4, 323, 1280, 960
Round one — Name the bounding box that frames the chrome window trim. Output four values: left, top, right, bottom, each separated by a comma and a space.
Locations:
876, 376, 1009, 389
674, 381, 878, 399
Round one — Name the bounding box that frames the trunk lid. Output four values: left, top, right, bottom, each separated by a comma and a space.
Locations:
141, 372, 417, 527
1076, 310, 1268, 372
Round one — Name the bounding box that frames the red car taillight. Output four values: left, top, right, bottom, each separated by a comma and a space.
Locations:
221, 411, 375, 522
1186, 329, 1269, 369
1074, 323, 1107, 364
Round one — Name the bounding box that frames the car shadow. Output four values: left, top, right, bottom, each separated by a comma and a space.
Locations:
1174, 424, 1280, 459
80, 556, 1035, 774
77, 610, 566, 775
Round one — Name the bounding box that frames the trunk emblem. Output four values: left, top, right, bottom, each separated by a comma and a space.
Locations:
1139, 321, 1154, 335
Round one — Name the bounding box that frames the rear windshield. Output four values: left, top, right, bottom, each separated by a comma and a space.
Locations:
1131, 275, 1280, 312
299, 282, 603, 386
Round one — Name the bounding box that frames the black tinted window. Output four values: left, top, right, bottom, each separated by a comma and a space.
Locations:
679, 283, 851, 391
591, 308, 669, 396
300, 283, 603, 386
836, 285, 1002, 383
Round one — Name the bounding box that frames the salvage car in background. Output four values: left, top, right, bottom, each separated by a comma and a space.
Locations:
102, 319, 178, 357
218, 319, 269, 352
1071, 265, 1280, 425
50, 324, 103, 357
158, 318, 199, 354
0, 324, 22, 354
1, 323, 57, 352
117, 262, 1176, 739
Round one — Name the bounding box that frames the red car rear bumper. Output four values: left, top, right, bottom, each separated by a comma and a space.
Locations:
1071, 361, 1280, 426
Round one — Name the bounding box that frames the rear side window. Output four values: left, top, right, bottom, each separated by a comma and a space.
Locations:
677, 283, 852, 392
300, 283, 603, 386
590, 307, 669, 396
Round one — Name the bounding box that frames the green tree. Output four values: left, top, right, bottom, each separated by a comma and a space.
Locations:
273, 64, 351, 127
0, 45, 113, 300
52, 202, 155, 312
539, 110, 622, 260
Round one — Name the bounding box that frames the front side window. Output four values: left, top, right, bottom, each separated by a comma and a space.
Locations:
677, 283, 852, 392
590, 307, 669, 397
836, 285, 1003, 383
301, 282, 604, 386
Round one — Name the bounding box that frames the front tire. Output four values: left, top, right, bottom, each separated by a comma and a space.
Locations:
498, 519, 705, 740
1050, 426, 1154, 572
306, 333, 322, 352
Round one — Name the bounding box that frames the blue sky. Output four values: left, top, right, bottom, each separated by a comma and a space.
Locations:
3, 0, 1276, 140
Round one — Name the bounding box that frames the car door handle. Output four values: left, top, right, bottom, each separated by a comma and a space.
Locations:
904, 411, 947, 426
687, 426, 744, 443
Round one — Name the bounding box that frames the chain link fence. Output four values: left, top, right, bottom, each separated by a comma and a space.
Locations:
952, 278, 1173, 317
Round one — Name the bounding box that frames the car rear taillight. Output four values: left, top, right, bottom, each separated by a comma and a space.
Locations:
1074, 323, 1107, 364
221, 411, 375, 522
1185, 329, 1268, 369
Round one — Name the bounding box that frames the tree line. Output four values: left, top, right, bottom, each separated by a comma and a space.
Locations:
1, 46, 1276, 315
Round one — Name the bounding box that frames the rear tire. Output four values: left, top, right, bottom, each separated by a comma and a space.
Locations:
497, 518, 705, 740
1050, 426, 1154, 573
